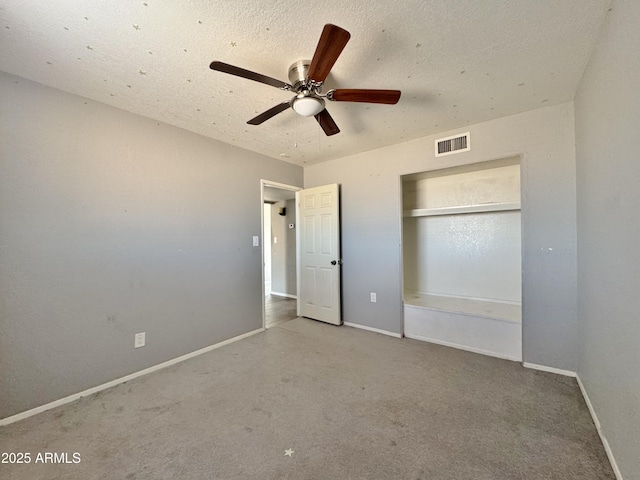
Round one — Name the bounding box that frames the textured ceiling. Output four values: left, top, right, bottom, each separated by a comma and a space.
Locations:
0, 0, 611, 166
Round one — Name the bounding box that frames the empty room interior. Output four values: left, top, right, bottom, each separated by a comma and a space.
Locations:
1, 1, 638, 479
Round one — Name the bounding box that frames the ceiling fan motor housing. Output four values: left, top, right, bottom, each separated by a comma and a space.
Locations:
288, 60, 314, 92
288, 60, 326, 116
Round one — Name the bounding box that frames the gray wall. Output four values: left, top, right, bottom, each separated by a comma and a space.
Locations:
305, 102, 578, 371
0, 72, 303, 419
270, 199, 297, 297
574, 1, 640, 478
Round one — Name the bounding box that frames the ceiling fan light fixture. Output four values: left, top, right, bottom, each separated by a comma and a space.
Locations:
292, 95, 325, 117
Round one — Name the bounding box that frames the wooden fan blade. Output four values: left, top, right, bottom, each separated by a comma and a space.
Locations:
307, 24, 351, 83
314, 109, 340, 136
247, 102, 291, 125
329, 89, 401, 104
210, 61, 292, 90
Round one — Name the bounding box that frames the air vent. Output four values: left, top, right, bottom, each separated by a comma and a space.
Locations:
435, 132, 470, 157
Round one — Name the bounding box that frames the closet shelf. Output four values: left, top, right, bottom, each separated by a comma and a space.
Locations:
403, 201, 521, 218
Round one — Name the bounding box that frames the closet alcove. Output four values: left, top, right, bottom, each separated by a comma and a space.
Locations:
402, 156, 522, 360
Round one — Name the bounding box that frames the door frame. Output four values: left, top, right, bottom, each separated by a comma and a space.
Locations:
260, 179, 302, 329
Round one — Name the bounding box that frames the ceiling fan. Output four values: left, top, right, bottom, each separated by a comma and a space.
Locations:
209, 24, 401, 136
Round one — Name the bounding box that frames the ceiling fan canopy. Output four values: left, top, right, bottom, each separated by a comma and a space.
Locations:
209, 24, 401, 136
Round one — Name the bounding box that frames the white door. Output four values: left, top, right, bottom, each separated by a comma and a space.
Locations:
263, 203, 272, 295
296, 184, 341, 325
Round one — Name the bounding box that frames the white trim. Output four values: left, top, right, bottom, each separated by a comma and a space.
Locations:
406, 332, 521, 362
404, 299, 521, 325
406, 289, 522, 306
403, 201, 520, 218
261, 181, 266, 329
295, 190, 301, 318
522, 362, 576, 377
398, 174, 406, 336
262, 179, 302, 192
0, 328, 264, 426
269, 291, 297, 300
344, 322, 402, 338
576, 375, 624, 480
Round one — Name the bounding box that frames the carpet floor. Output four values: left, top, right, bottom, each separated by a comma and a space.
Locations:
0, 318, 615, 479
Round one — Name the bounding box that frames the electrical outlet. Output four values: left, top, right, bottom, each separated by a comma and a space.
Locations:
370, 292, 377, 303
134, 332, 146, 348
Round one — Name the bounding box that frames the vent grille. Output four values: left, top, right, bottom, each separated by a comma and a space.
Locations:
435, 132, 470, 157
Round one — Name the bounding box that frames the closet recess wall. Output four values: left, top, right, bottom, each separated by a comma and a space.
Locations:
402, 157, 522, 360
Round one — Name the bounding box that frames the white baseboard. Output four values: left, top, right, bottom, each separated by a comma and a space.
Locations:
576, 375, 623, 480
269, 292, 297, 299
406, 333, 521, 362
344, 322, 402, 338
0, 327, 265, 427
522, 362, 576, 377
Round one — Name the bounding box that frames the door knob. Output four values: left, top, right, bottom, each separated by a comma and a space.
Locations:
331, 260, 342, 265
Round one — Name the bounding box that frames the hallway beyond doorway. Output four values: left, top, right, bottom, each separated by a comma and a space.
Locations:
265, 294, 297, 328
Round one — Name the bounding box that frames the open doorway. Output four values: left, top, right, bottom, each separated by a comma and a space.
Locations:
261, 180, 301, 329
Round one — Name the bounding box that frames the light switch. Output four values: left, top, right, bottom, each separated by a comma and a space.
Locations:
289, 224, 295, 229
273, 236, 278, 244
253, 236, 259, 247
134, 332, 146, 348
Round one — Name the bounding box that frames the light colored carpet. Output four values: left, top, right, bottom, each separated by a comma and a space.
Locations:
0, 318, 614, 479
